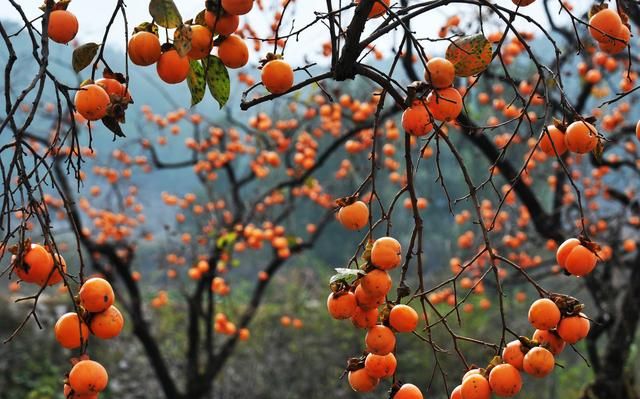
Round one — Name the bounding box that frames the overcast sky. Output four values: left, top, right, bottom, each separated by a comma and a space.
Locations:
4, 0, 583, 66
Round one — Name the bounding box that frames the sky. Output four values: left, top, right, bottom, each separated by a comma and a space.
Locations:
4, 0, 581, 66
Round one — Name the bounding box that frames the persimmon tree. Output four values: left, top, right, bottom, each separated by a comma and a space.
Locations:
1, 0, 640, 398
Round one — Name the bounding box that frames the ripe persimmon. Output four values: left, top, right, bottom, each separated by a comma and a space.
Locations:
55, 312, 89, 349
502, 340, 525, 370
338, 201, 369, 230
221, 0, 254, 15
599, 24, 630, 54
205, 11, 239, 35
348, 368, 379, 392
528, 298, 561, 330
95, 78, 131, 102
365, 325, 396, 355
13, 243, 62, 286
355, 284, 384, 310
187, 25, 213, 60
389, 304, 418, 332
47, 10, 78, 44
488, 363, 522, 397
79, 277, 115, 313
402, 100, 433, 136
460, 374, 491, 399
90, 305, 124, 339
427, 87, 463, 121
557, 313, 590, 344
589, 9, 622, 42
450, 385, 463, 399
425, 57, 455, 88
75, 84, 110, 121
261, 59, 294, 94
522, 346, 554, 378
557, 238, 598, 276
63, 383, 98, 399
371, 236, 402, 270
327, 291, 357, 319
157, 50, 190, 84
394, 383, 423, 399
360, 269, 392, 297
533, 329, 566, 355
351, 306, 379, 328
68, 360, 108, 395
355, 0, 390, 18
564, 120, 598, 154
539, 125, 567, 156
217, 35, 249, 69
364, 352, 396, 378
128, 31, 161, 66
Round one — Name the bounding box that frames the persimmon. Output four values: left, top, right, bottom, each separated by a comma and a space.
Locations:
599, 25, 630, 55
425, 57, 455, 88
502, 340, 525, 370
205, 11, 239, 35
128, 31, 161, 66
371, 236, 401, 269
55, 312, 89, 349
512, 0, 536, 6
355, 284, 384, 310
338, 201, 369, 230
221, 0, 254, 15
556, 238, 580, 266
217, 35, 249, 69
635, 120, 640, 140
348, 368, 379, 392
47, 10, 78, 44
365, 325, 396, 355
402, 100, 433, 136
589, 9, 622, 43
13, 243, 62, 286
539, 125, 567, 156
364, 352, 396, 378
522, 346, 554, 378
90, 305, 124, 339
351, 306, 379, 328
566, 246, 598, 276
187, 25, 213, 60
426, 87, 463, 121
327, 291, 357, 319
157, 50, 190, 84
450, 385, 463, 399
79, 277, 115, 313
261, 59, 294, 94
68, 360, 108, 394
557, 313, 590, 344
389, 304, 418, 332
95, 78, 131, 102
528, 298, 561, 330
460, 374, 491, 399
533, 329, 566, 355
355, 0, 390, 18
488, 363, 522, 397
564, 121, 598, 154
63, 383, 98, 399
394, 383, 423, 399
360, 269, 392, 297
75, 84, 110, 121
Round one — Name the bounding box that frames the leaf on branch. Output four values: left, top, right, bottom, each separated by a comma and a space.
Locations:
149, 0, 182, 29
203, 55, 230, 109
173, 24, 193, 57
101, 116, 126, 138
216, 232, 237, 249
593, 139, 604, 163
72, 43, 100, 73
445, 34, 493, 77
187, 60, 206, 107
194, 10, 207, 26
330, 268, 364, 285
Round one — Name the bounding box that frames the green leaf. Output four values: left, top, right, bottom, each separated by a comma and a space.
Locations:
445, 34, 493, 77
148, 0, 182, 29
216, 232, 237, 249
329, 268, 364, 285
72, 43, 100, 73
203, 55, 230, 108
187, 60, 206, 106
